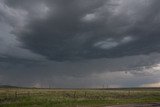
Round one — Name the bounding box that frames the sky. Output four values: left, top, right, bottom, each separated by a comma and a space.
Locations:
0, 0, 160, 88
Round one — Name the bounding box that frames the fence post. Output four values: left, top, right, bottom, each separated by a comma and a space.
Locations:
74, 91, 76, 99
84, 91, 87, 98
15, 91, 18, 98
128, 90, 131, 96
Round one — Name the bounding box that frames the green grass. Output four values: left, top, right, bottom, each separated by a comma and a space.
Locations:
0, 88, 160, 107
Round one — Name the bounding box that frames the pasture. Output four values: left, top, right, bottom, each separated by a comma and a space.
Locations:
0, 88, 160, 107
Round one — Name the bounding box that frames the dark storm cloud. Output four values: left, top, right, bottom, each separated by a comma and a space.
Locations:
1, 0, 160, 88
1, 55, 160, 88
3, 0, 160, 61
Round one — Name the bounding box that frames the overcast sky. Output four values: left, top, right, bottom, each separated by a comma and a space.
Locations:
0, 0, 160, 88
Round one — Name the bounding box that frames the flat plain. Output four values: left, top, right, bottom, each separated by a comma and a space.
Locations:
0, 87, 160, 107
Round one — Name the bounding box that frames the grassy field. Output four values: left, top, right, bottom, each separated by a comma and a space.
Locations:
0, 88, 160, 107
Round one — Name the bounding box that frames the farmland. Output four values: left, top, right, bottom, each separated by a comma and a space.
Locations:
0, 88, 160, 107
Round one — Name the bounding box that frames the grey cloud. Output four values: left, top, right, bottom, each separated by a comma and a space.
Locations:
1, 58, 160, 88
0, 22, 46, 61
14, 0, 160, 61
0, 52, 160, 88
1, 0, 160, 88
1, 0, 139, 61
1, 52, 160, 78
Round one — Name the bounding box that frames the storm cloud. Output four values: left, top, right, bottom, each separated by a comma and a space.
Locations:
2, 0, 160, 61
0, 0, 160, 88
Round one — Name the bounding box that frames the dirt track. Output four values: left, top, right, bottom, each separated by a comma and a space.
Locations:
106, 103, 160, 107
